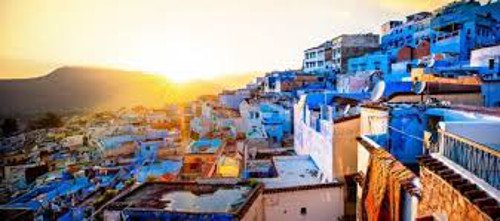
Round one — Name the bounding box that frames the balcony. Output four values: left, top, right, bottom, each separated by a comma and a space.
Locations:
436, 129, 500, 190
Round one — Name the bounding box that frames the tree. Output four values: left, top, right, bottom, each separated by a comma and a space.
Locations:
82, 135, 89, 146
31, 112, 64, 129
1, 118, 18, 137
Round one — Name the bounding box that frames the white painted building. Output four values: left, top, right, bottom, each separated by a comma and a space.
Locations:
294, 94, 361, 182
219, 89, 252, 110
303, 41, 333, 74
470, 44, 500, 68
294, 95, 335, 182
239, 100, 267, 139
263, 185, 344, 221
256, 156, 345, 221
60, 135, 84, 148
470, 44, 500, 79
303, 34, 379, 74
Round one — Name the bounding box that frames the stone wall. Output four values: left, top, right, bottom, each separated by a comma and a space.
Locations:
418, 167, 492, 221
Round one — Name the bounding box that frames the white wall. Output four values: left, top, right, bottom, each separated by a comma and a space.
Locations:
239, 101, 267, 139
360, 107, 389, 136
442, 122, 500, 146
296, 118, 333, 182
241, 194, 266, 221
220, 93, 247, 110
303, 44, 329, 73
263, 187, 344, 221
470, 45, 500, 67
294, 96, 334, 182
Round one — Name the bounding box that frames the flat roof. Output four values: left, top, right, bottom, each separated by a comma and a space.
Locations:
106, 181, 262, 215
245, 159, 277, 178
100, 135, 138, 150
257, 155, 330, 189
136, 160, 182, 183
187, 139, 222, 154
1, 177, 92, 210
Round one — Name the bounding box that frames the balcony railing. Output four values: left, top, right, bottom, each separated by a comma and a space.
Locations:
437, 130, 500, 189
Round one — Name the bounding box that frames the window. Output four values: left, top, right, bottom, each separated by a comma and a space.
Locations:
300, 207, 307, 215
489, 59, 495, 70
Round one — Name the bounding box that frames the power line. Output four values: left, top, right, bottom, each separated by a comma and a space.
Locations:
388, 125, 425, 143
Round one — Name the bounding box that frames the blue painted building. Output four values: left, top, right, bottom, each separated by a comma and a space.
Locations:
381, 12, 433, 53
347, 12, 432, 81
362, 104, 425, 167
187, 139, 222, 154
264, 70, 297, 93
482, 79, 500, 107
135, 160, 181, 183
430, 1, 500, 61
351, 1, 500, 82
347, 51, 392, 75
259, 103, 291, 143
387, 106, 425, 165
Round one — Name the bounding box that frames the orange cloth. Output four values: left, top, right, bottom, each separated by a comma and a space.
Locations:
362, 149, 416, 221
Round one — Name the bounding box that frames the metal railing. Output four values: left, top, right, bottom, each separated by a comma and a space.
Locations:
438, 130, 500, 189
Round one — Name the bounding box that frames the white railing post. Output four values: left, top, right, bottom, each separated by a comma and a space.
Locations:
439, 129, 500, 189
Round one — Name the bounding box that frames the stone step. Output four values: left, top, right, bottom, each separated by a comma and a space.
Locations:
464, 189, 488, 202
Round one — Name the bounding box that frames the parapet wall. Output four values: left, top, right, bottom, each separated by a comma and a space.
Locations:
418, 166, 493, 221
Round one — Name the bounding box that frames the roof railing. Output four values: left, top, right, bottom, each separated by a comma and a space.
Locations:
435, 129, 500, 189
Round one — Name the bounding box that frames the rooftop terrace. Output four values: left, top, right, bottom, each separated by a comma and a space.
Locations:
106, 181, 262, 216
187, 139, 222, 154
0, 177, 92, 211
136, 160, 182, 183
245, 159, 278, 178
257, 155, 331, 189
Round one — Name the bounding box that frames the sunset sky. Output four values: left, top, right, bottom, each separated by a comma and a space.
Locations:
0, 0, 486, 82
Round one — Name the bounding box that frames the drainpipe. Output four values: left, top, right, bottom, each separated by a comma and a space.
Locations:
402, 183, 420, 221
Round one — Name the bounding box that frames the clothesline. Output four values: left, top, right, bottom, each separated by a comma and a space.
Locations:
388, 126, 424, 143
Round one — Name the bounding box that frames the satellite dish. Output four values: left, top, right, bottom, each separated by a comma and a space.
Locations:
417, 59, 425, 66
370, 81, 386, 102
413, 81, 427, 94
343, 104, 351, 116
428, 58, 436, 68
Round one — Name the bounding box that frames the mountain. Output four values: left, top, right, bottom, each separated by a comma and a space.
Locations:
0, 66, 262, 116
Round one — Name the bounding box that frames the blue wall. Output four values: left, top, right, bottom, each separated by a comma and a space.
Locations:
482, 81, 500, 107
388, 107, 425, 165
430, 1, 500, 61
347, 52, 391, 74
381, 13, 431, 51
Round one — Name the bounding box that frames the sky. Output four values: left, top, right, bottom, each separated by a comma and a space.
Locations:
0, 0, 483, 82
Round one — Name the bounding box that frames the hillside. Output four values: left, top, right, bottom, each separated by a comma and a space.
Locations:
0, 66, 262, 116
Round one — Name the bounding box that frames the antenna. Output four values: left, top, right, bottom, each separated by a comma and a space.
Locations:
370, 81, 385, 102
417, 59, 423, 66
428, 57, 436, 68
413, 81, 427, 94
363, 86, 370, 93
343, 104, 351, 116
